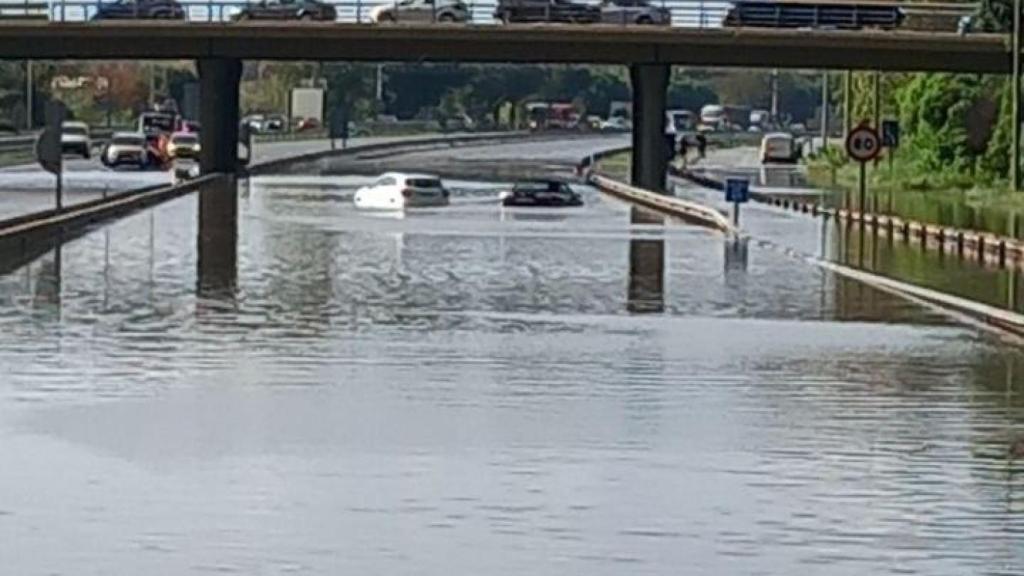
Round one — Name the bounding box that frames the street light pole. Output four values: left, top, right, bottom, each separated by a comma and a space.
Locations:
820, 71, 830, 152
25, 59, 33, 130
843, 70, 852, 136
1013, 0, 1022, 191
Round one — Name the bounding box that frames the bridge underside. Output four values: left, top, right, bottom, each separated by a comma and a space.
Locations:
0, 23, 1008, 74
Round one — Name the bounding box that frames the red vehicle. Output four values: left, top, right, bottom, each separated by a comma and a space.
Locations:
525, 101, 581, 131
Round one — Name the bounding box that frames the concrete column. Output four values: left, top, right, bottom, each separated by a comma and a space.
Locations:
197, 176, 238, 299
629, 64, 669, 192
197, 58, 242, 174
627, 207, 664, 313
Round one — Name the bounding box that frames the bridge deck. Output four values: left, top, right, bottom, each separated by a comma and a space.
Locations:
0, 22, 1007, 72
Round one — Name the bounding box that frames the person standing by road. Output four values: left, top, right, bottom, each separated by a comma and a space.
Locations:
678, 136, 689, 168
696, 133, 707, 160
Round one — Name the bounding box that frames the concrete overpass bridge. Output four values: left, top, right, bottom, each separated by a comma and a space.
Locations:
0, 21, 1005, 184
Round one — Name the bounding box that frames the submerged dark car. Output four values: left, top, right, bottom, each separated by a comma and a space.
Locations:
91, 0, 185, 20
233, 0, 337, 21
499, 180, 584, 207
495, 0, 601, 23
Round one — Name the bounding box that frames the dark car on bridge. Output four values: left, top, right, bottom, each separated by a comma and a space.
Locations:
600, 0, 670, 25
232, 0, 337, 21
723, 0, 904, 29
495, 0, 601, 24
91, 0, 185, 20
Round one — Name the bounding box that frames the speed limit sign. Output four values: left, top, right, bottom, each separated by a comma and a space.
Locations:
846, 124, 881, 162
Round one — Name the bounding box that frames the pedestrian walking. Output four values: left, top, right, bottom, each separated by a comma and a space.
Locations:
696, 133, 707, 160
678, 136, 689, 168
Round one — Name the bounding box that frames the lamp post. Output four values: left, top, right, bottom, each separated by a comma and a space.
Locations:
820, 71, 830, 152
1013, 0, 1022, 191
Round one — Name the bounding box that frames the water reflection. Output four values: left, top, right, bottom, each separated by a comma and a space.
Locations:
196, 176, 238, 301
627, 206, 664, 313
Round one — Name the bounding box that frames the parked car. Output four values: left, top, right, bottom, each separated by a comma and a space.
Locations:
600, 0, 670, 25
498, 180, 583, 207
760, 131, 800, 164
599, 116, 632, 132
60, 121, 91, 159
495, 0, 601, 23
295, 117, 321, 132
167, 131, 200, 159
91, 0, 185, 20
101, 132, 149, 168
232, 0, 337, 21
370, 0, 471, 22
354, 172, 450, 210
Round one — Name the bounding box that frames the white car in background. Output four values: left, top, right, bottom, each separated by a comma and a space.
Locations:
101, 132, 148, 168
354, 172, 450, 210
760, 131, 800, 164
60, 121, 91, 159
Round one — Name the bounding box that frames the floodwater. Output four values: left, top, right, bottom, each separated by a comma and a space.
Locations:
2, 162, 1024, 574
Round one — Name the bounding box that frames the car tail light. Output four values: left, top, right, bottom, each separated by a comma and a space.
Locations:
401, 188, 413, 198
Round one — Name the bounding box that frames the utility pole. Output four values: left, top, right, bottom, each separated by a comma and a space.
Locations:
1014, 0, 1022, 191
820, 71, 830, 152
872, 71, 881, 129
25, 59, 33, 130
376, 64, 384, 103
843, 70, 852, 136
770, 68, 779, 122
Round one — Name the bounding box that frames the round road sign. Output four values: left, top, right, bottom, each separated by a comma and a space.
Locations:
846, 125, 881, 163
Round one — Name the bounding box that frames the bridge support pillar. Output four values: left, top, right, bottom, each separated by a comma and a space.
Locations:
197, 58, 242, 175
197, 176, 238, 299
630, 63, 669, 193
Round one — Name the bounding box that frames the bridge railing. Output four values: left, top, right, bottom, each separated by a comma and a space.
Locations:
30, 0, 733, 28
6, 0, 975, 30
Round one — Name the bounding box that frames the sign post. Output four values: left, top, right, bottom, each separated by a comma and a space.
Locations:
845, 123, 881, 214
725, 177, 750, 226
35, 101, 65, 210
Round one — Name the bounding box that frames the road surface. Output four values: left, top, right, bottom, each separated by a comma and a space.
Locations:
0, 136, 1022, 576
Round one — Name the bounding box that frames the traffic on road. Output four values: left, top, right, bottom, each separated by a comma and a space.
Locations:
12, 0, 975, 31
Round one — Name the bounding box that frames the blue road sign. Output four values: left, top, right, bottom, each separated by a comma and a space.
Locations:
882, 120, 900, 148
725, 178, 750, 203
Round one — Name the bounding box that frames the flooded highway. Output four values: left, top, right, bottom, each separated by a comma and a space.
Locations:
1, 138, 1024, 575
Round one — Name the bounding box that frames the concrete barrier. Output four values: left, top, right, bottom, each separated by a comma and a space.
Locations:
588, 173, 734, 233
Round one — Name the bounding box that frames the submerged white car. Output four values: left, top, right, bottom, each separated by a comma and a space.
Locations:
354, 172, 450, 210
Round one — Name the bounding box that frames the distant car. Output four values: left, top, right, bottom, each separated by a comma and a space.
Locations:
177, 119, 200, 133
60, 121, 91, 159
91, 0, 185, 20
498, 180, 583, 207
354, 172, 450, 209
232, 0, 337, 21
760, 132, 800, 163
167, 131, 200, 159
295, 117, 321, 132
599, 116, 632, 132
600, 0, 670, 25
495, 0, 601, 24
263, 115, 286, 133
370, 0, 471, 22
101, 132, 148, 168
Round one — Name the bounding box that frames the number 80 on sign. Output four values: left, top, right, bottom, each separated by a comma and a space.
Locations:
846, 125, 881, 163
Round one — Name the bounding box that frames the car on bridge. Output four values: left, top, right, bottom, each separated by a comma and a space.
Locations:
370, 0, 471, 23
599, 0, 671, 25
232, 0, 337, 21
101, 132, 149, 168
495, 0, 601, 24
60, 121, 91, 159
499, 180, 583, 207
91, 0, 185, 20
354, 173, 450, 210
723, 0, 904, 30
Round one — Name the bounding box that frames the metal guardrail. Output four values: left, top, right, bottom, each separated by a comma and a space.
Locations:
0, 0, 976, 29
